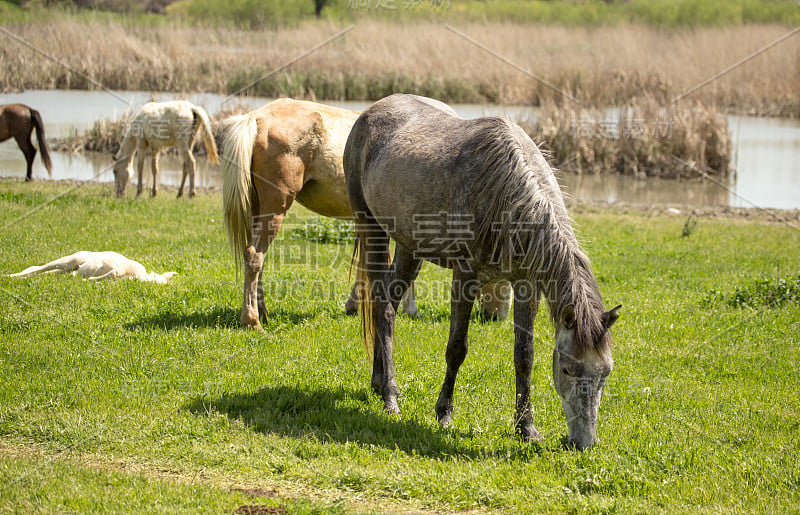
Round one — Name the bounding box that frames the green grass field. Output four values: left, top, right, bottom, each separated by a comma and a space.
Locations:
1, 181, 798, 513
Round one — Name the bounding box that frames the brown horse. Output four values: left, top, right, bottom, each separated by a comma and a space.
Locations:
0, 104, 53, 181
221, 98, 511, 330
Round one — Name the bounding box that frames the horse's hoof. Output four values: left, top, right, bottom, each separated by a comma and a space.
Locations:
518, 425, 544, 442
436, 402, 454, 427
25, 177, 32, 182
384, 400, 400, 415
240, 318, 263, 331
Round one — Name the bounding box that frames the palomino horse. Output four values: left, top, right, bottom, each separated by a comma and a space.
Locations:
221, 98, 511, 330
347, 94, 621, 449
0, 104, 53, 181
113, 100, 219, 198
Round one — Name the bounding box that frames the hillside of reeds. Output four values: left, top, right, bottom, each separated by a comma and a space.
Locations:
1, 17, 798, 116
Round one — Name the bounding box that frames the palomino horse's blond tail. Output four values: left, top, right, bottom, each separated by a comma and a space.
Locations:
191, 106, 220, 165
221, 114, 258, 272
353, 232, 376, 357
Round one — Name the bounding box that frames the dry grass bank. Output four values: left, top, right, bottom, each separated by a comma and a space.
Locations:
1, 19, 798, 116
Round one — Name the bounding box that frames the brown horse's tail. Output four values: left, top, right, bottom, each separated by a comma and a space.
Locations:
191, 105, 220, 165
221, 113, 258, 273
30, 109, 52, 176
352, 228, 376, 357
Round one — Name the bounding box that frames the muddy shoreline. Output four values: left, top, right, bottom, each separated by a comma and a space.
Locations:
4, 177, 798, 223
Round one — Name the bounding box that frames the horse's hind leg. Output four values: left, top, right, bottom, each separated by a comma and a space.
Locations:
240, 156, 301, 328
150, 149, 160, 197
14, 131, 36, 181
511, 280, 543, 441
362, 226, 401, 413
344, 246, 419, 317
345, 283, 359, 316
11, 254, 84, 277
242, 207, 291, 327
435, 266, 478, 427
389, 246, 422, 316
177, 146, 196, 198
135, 141, 147, 197
363, 246, 421, 390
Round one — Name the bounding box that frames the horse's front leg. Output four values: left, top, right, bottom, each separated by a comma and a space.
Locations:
512, 280, 543, 441
150, 150, 160, 197
435, 267, 477, 427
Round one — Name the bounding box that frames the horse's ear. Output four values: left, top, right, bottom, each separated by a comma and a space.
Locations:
561, 304, 576, 329
602, 304, 622, 329
307, 111, 326, 139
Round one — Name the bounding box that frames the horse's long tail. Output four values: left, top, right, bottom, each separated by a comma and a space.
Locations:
353, 229, 376, 356
192, 106, 220, 165
30, 109, 52, 176
221, 114, 258, 272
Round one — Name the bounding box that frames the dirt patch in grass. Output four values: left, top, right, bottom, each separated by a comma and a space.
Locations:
0, 441, 455, 515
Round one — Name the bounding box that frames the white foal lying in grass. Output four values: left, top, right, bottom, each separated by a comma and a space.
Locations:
8, 251, 177, 284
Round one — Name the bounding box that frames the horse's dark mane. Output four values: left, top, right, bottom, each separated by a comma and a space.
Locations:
470, 117, 605, 352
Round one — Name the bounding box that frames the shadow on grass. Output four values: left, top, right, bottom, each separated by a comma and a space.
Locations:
125, 306, 348, 331
185, 384, 493, 459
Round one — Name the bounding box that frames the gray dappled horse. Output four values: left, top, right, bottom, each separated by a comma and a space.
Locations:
346, 94, 621, 449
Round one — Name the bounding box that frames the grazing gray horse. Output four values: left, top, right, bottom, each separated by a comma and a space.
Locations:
345, 94, 621, 449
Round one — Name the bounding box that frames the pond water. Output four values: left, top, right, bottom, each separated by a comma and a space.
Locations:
1, 90, 799, 210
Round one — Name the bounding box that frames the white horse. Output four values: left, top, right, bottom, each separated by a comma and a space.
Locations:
8, 251, 177, 283
113, 100, 220, 198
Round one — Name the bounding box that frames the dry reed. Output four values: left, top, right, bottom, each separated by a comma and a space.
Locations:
2, 19, 798, 116
522, 97, 731, 178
